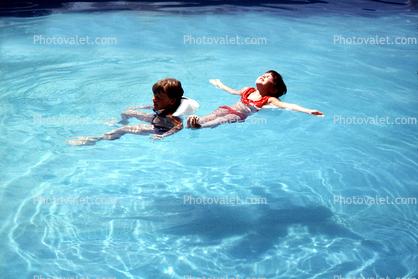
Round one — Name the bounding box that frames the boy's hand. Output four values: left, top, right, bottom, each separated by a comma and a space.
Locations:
150, 134, 163, 140
310, 110, 324, 117
121, 109, 137, 117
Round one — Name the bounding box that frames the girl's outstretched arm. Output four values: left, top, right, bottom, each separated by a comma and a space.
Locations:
268, 97, 324, 117
209, 79, 247, 95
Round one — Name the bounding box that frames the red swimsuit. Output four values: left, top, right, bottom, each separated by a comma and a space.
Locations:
216, 88, 270, 121
219, 105, 248, 120
240, 87, 270, 108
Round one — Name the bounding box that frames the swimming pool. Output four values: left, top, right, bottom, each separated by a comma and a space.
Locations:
1, 1, 417, 279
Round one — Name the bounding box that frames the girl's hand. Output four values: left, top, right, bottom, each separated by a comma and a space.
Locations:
310, 110, 324, 117
210, 79, 242, 95
209, 79, 223, 88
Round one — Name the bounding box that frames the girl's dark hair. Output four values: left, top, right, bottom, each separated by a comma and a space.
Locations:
266, 70, 287, 98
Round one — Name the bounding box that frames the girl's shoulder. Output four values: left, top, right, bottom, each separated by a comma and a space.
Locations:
240, 87, 255, 95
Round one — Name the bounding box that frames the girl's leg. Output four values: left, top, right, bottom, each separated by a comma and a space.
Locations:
186, 107, 230, 129
188, 114, 242, 129
199, 107, 229, 123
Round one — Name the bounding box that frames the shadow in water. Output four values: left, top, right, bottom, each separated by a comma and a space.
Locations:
127, 204, 364, 260
2, 0, 415, 17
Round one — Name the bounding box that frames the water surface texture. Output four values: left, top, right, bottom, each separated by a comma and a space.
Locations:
1, 1, 417, 279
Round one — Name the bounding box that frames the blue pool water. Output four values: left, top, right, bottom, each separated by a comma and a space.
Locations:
1, 1, 418, 279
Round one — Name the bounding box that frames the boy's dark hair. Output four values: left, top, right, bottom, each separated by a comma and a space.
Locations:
266, 70, 287, 98
152, 78, 184, 108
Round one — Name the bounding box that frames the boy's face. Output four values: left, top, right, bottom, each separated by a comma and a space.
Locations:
152, 91, 176, 111
256, 72, 278, 95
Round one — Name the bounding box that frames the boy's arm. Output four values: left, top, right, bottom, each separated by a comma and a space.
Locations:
151, 116, 183, 140
268, 97, 324, 117
106, 105, 154, 126
209, 79, 247, 95
120, 108, 154, 123
127, 105, 154, 110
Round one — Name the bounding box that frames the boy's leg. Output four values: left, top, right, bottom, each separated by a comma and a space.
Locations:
65, 136, 102, 146
102, 124, 156, 140
66, 124, 156, 146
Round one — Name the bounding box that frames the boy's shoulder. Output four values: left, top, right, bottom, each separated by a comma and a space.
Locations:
173, 97, 199, 117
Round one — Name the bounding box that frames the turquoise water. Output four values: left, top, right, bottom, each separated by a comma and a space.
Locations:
1, 3, 418, 279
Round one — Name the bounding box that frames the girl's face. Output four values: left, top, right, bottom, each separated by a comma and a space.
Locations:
152, 92, 176, 111
256, 73, 277, 94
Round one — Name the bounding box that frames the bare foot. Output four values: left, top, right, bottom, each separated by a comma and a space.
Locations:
102, 121, 121, 127
65, 136, 102, 146
101, 130, 120, 140
186, 115, 201, 129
